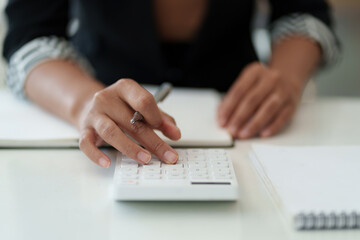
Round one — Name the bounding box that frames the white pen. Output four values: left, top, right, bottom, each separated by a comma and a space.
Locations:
130, 82, 173, 124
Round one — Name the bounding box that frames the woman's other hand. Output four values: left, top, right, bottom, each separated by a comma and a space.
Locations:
217, 36, 322, 139
217, 62, 302, 139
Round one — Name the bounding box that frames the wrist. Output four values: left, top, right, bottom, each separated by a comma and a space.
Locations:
69, 81, 105, 129
71, 97, 91, 130
269, 36, 321, 91
271, 66, 308, 93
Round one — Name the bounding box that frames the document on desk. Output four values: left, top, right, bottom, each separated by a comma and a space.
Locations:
250, 144, 360, 230
0, 87, 232, 147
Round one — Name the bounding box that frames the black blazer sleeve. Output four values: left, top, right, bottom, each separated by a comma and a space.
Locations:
3, 0, 69, 61
268, 0, 332, 27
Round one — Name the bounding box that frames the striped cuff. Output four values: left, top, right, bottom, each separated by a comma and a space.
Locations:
271, 13, 340, 67
6, 36, 94, 99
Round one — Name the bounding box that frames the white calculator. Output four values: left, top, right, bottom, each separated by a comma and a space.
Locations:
113, 148, 239, 201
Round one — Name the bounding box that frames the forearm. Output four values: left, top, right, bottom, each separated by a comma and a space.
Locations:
25, 59, 105, 128
269, 36, 322, 89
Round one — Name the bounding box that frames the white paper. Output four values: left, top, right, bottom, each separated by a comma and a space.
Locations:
251, 144, 360, 215
0, 87, 232, 147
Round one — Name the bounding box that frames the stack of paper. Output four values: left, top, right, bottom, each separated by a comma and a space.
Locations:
250, 144, 360, 230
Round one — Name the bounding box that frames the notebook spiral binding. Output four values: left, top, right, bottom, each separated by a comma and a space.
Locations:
294, 212, 360, 230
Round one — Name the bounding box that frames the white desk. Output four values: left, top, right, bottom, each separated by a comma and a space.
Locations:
1, 97, 360, 240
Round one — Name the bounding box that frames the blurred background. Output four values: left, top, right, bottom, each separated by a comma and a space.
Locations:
0, 0, 359, 96
316, 0, 360, 96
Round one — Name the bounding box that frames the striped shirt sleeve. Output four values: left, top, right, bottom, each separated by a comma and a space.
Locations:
270, 13, 340, 67
6, 36, 94, 99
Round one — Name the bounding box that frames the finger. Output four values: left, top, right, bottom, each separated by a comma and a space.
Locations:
237, 92, 286, 139
226, 71, 279, 136
157, 111, 181, 141
114, 79, 162, 127
103, 95, 181, 142
93, 115, 152, 164
123, 120, 178, 164
161, 110, 177, 125
102, 100, 179, 163
260, 104, 295, 138
79, 128, 111, 168
217, 63, 263, 127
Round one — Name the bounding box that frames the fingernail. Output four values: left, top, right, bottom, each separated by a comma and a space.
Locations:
164, 150, 178, 164
99, 157, 110, 168
167, 121, 181, 133
240, 129, 250, 139
162, 117, 175, 127
138, 151, 151, 164
228, 126, 237, 135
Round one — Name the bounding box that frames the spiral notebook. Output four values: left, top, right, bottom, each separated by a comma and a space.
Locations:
0, 87, 232, 147
250, 144, 360, 230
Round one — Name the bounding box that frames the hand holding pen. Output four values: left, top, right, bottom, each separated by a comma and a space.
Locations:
78, 79, 181, 168
130, 82, 173, 124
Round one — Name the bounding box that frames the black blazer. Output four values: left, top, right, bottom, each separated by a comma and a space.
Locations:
3, 0, 333, 92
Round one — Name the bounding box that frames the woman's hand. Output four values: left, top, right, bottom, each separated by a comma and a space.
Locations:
217, 62, 304, 139
78, 78, 181, 168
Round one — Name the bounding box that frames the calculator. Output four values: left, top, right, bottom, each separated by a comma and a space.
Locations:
113, 148, 239, 201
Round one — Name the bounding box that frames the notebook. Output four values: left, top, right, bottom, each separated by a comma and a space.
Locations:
0, 87, 232, 147
250, 144, 360, 230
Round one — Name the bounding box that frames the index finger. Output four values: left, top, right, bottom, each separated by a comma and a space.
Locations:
218, 63, 263, 127
114, 79, 163, 127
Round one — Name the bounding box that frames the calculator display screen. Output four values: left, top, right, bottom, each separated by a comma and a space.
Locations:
191, 182, 231, 185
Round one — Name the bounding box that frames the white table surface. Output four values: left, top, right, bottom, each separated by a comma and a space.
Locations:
1, 97, 360, 240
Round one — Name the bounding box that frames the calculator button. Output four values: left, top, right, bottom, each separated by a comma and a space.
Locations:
120, 160, 138, 168
208, 155, 228, 161
142, 160, 161, 169
189, 168, 207, 174
142, 168, 161, 174
178, 156, 188, 162
213, 173, 232, 180
120, 173, 138, 179
165, 168, 185, 175
188, 155, 206, 161
142, 173, 161, 180
189, 174, 209, 180
212, 168, 230, 174
163, 163, 184, 169
210, 160, 229, 168
187, 149, 204, 155
118, 179, 138, 185
119, 168, 138, 174
166, 173, 186, 179
176, 160, 187, 166
188, 161, 206, 168
207, 149, 226, 155
176, 149, 188, 156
